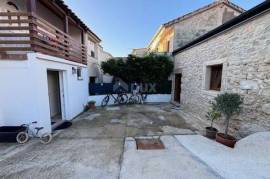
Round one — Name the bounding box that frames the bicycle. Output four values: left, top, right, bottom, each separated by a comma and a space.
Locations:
128, 93, 148, 104
140, 93, 148, 104
101, 92, 128, 107
128, 84, 148, 104
16, 121, 53, 144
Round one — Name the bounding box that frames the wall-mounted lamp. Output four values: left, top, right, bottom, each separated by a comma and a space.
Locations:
72, 67, 77, 75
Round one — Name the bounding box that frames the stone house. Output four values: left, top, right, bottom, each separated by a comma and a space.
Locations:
133, 0, 245, 56
172, 0, 270, 137
131, 48, 148, 57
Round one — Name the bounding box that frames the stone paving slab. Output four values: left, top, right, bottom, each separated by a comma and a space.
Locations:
0, 138, 122, 179
120, 135, 221, 179
175, 133, 270, 179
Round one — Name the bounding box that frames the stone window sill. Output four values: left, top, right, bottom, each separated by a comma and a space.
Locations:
201, 90, 221, 97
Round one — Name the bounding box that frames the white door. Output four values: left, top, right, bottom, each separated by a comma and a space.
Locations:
47, 71, 61, 119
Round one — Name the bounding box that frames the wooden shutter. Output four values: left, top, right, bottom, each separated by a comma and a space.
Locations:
210, 65, 223, 91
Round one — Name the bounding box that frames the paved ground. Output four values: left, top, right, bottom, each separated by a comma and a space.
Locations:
0, 104, 205, 179
1, 104, 267, 179
176, 133, 270, 179
120, 135, 221, 179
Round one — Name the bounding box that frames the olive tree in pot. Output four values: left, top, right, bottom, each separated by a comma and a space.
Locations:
205, 108, 221, 139
213, 93, 243, 148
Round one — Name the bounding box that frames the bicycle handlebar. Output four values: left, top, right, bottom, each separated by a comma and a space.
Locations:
21, 121, 38, 127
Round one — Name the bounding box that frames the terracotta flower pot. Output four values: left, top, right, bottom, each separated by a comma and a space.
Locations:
205, 127, 218, 139
88, 102, 96, 110
216, 133, 237, 148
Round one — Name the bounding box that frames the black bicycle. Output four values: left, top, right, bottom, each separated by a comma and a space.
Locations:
101, 92, 128, 107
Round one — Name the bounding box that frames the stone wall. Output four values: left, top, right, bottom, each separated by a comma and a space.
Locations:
148, 2, 242, 54
173, 10, 270, 138
173, 4, 241, 50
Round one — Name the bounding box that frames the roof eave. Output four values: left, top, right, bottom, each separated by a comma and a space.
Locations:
55, 0, 102, 42
147, 25, 165, 50
163, 0, 245, 28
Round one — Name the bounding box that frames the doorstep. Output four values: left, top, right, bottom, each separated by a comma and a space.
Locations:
52, 120, 66, 131
170, 101, 181, 107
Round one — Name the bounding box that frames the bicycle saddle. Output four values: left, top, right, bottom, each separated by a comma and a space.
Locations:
35, 127, 44, 131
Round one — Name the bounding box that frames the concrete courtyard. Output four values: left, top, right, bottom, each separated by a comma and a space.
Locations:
0, 104, 269, 179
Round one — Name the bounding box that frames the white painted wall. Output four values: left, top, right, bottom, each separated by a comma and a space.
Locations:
87, 44, 113, 83
88, 94, 171, 107
0, 53, 88, 134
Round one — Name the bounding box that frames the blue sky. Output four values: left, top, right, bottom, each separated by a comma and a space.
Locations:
64, 0, 264, 57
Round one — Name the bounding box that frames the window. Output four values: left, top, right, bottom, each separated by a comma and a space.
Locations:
77, 67, 83, 80
91, 51, 95, 58
166, 40, 170, 52
208, 64, 223, 91
205, 64, 223, 91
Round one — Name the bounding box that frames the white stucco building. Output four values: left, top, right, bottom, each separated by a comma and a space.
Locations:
87, 38, 113, 84
0, 0, 102, 134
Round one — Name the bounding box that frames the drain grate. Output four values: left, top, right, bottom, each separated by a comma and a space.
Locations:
136, 138, 165, 150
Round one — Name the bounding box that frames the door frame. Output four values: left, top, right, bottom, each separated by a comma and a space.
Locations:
58, 71, 66, 120
47, 70, 66, 121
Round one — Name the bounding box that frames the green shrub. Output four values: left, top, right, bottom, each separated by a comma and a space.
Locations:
206, 108, 221, 128
101, 54, 173, 83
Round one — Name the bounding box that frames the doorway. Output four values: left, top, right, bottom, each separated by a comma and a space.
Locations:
174, 73, 182, 103
47, 70, 62, 123
89, 76, 96, 84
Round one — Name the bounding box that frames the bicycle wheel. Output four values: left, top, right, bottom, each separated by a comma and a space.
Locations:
16, 132, 29, 144
128, 95, 140, 104
140, 94, 148, 104
118, 94, 128, 104
101, 95, 110, 107
40, 133, 53, 144
141, 94, 148, 101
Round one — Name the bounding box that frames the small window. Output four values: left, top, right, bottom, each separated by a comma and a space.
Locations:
91, 51, 95, 58
208, 64, 223, 91
77, 67, 83, 80
167, 40, 170, 52
7, 2, 19, 10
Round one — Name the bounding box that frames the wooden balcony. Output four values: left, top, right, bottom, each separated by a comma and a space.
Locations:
0, 12, 87, 64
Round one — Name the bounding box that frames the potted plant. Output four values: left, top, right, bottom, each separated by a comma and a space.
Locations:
88, 101, 96, 110
213, 93, 243, 148
205, 108, 221, 139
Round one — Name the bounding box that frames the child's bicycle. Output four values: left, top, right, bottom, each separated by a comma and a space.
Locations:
16, 121, 53, 144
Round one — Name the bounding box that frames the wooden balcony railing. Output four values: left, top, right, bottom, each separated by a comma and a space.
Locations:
0, 12, 87, 64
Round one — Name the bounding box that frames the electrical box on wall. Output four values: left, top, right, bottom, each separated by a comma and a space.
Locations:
72, 67, 77, 75
264, 58, 270, 64
240, 80, 258, 90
